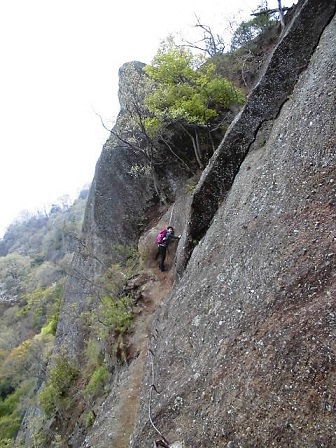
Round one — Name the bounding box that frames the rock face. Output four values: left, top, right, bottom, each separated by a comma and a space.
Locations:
130, 4, 336, 448
177, 0, 336, 274
52, 0, 336, 446
55, 61, 189, 356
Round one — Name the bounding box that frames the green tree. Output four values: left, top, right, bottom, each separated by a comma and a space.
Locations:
0, 253, 31, 300
231, 5, 275, 50
144, 42, 245, 169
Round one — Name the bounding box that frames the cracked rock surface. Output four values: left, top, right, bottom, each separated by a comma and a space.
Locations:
131, 9, 336, 448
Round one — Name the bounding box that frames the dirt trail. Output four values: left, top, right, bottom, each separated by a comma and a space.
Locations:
86, 257, 174, 448
113, 265, 173, 447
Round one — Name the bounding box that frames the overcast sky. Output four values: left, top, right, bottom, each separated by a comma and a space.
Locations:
0, 0, 294, 237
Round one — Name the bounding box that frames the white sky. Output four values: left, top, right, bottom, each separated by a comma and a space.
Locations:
0, 0, 294, 238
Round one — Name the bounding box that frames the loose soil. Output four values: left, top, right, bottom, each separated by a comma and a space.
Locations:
85, 255, 175, 448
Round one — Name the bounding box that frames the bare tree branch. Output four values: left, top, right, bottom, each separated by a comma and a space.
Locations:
160, 136, 195, 175
181, 15, 226, 57
250, 6, 289, 17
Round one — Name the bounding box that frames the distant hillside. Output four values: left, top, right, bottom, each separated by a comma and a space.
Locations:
0, 186, 89, 443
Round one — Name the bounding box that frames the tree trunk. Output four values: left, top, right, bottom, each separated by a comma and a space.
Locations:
277, 0, 285, 29
151, 162, 167, 204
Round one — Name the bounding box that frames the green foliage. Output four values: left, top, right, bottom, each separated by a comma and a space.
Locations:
84, 365, 109, 398
0, 385, 25, 441
231, 9, 275, 50
4, 339, 33, 375
144, 44, 244, 129
184, 177, 198, 194
95, 266, 135, 366
18, 284, 61, 334
79, 410, 96, 429
38, 384, 57, 417
98, 296, 133, 336
0, 387, 21, 417
142, 41, 245, 169
0, 191, 83, 440
38, 355, 79, 418
98, 247, 139, 300
113, 244, 140, 273
50, 433, 64, 448
0, 187, 88, 440
40, 314, 58, 336
0, 439, 15, 448
0, 415, 20, 441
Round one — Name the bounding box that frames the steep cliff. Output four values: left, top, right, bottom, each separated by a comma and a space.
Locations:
55, 61, 191, 358
52, 0, 335, 446
131, 3, 336, 447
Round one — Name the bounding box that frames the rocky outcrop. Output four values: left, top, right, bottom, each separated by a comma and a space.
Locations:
177, 0, 336, 275
130, 3, 336, 447
55, 62, 190, 356
52, 0, 335, 446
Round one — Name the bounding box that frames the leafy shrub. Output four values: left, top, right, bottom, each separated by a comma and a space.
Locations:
78, 410, 96, 428
40, 313, 58, 336
98, 296, 133, 335
84, 365, 109, 398
82, 335, 102, 368
184, 178, 198, 194
0, 415, 20, 440
231, 9, 275, 50
0, 389, 20, 417
38, 356, 78, 418
0, 386, 23, 441
0, 438, 15, 448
